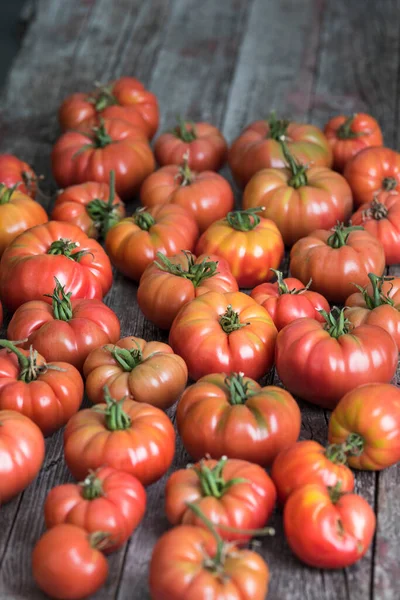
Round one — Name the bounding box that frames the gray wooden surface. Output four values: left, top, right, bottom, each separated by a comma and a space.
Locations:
0, 1, 399, 598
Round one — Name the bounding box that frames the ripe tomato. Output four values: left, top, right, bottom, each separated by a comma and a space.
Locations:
7, 278, 120, 371
44, 467, 146, 552
271, 440, 354, 505
169, 291, 278, 381
105, 204, 199, 282
0, 153, 37, 198
275, 308, 398, 410
0, 410, 45, 504
250, 270, 330, 330
154, 118, 227, 172
0, 340, 83, 436
177, 372, 300, 466
324, 113, 383, 172
64, 390, 175, 485
195, 208, 284, 288
59, 76, 159, 139
140, 157, 234, 232
137, 251, 238, 330
32, 524, 109, 600
328, 383, 400, 470
344, 146, 400, 206
289, 223, 385, 303
284, 484, 376, 568
83, 336, 187, 409
0, 221, 113, 311
52, 118, 155, 199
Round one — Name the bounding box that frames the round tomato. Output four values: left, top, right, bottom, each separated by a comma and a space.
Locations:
275, 308, 398, 410
195, 208, 284, 288
52, 118, 155, 199
177, 372, 300, 466
169, 291, 278, 381
0, 410, 45, 504
289, 223, 385, 303
284, 484, 376, 568
0, 221, 113, 311
324, 113, 383, 172
32, 524, 109, 600
105, 204, 199, 282
0, 153, 38, 198
64, 390, 175, 485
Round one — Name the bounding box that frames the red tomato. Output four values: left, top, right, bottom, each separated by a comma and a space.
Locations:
328, 383, 400, 470
275, 308, 398, 410
324, 113, 383, 172
169, 291, 278, 381
250, 270, 330, 330
284, 484, 376, 568
177, 372, 300, 466
44, 466, 146, 552
52, 118, 155, 199
0, 153, 38, 198
105, 204, 199, 282
195, 208, 284, 288
32, 524, 109, 600
0, 410, 45, 504
289, 223, 385, 303
0, 221, 113, 311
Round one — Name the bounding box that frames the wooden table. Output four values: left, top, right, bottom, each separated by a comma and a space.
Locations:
0, 1, 399, 598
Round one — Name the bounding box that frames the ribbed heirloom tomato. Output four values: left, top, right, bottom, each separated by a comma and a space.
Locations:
0, 153, 37, 197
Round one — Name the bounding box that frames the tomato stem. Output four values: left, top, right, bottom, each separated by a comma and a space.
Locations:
0, 341, 63, 382
271, 269, 311, 296
47, 238, 91, 262
328, 482, 344, 504
351, 273, 395, 310
363, 198, 389, 221
192, 456, 248, 499
324, 443, 349, 465
0, 182, 19, 204
219, 306, 249, 334
173, 117, 197, 142
267, 111, 289, 141
186, 502, 227, 566
154, 251, 219, 287
86, 171, 122, 237
279, 138, 308, 188
224, 372, 256, 405
80, 471, 104, 500
383, 177, 397, 191
88, 531, 112, 551
91, 118, 114, 148
44, 277, 73, 321
345, 432, 364, 457
336, 115, 365, 140
101, 386, 132, 430
111, 341, 143, 371
326, 223, 364, 248
87, 83, 118, 112
177, 152, 195, 186
133, 208, 155, 231
226, 207, 263, 231
319, 307, 351, 338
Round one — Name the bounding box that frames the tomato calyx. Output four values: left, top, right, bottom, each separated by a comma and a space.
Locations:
173, 117, 197, 142
87, 83, 118, 112
352, 273, 395, 309
191, 456, 248, 499
326, 223, 364, 248
98, 386, 132, 430
0, 341, 65, 383
86, 171, 122, 237
47, 238, 91, 262
88, 531, 112, 551
279, 138, 308, 188
133, 207, 156, 231
383, 177, 397, 191
90, 120, 114, 148
155, 251, 219, 287
219, 306, 249, 334
80, 471, 105, 500
324, 443, 349, 465
363, 198, 389, 221
336, 115, 365, 140
328, 482, 344, 504
267, 111, 289, 141
0, 182, 19, 204
271, 269, 311, 295
320, 307, 351, 338
224, 372, 256, 405
226, 207, 263, 231
177, 152, 195, 186
325, 433, 364, 465
111, 341, 143, 371
44, 277, 73, 321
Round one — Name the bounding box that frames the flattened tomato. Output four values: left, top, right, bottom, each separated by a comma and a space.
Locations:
0, 153, 37, 198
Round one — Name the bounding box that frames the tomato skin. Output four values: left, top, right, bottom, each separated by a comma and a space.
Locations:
0, 410, 45, 504
32, 524, 109, 600
149, 525, 269, 600
0, 154, 37, 197
284, 484, 376, 568
328, 383, 400, 470
324, 113, 383, 172
169, 291, 278, 381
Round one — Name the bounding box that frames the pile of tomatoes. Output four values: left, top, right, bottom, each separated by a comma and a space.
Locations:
1, 76, 400, 600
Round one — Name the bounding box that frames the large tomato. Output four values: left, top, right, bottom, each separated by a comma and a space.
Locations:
177, 372, 300, 466
0, 153, 37, 198
51, 118, 155, 199
0, 221, 113, 311
275, 308, 398, 410
324, 113, 383, 172
105, 204, 199, 282
195, 208, 284, 288
0, 410, 45, 504
169, 291, 278, 381
289, 223, 385, 303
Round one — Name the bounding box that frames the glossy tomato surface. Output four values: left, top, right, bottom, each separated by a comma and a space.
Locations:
0, 153, 37, 197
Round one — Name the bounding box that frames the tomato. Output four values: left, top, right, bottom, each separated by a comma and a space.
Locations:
289, 223, 385, 303
344, 146, 400, 206
271, 440, 354, 505
154, 118, 227, 172
0, 410, 45, 504
59, 76, 159, 139
149, 524, 269, 600
195, 208, 284, 288
328, 383, 400, 470
140, 156, 234, 232
64, 390, 175, 485
52, 118, 155, 199
169, 291, 278, 381
7, 278, 120, 371
324, 113, 383, 172
137, 251, 238, 330
83, 336, 187, 409
275, 307, 398, 410
250, 270, 330, 330
32, 524, 108, 600
44, 466, 146, 552
0, 340, 83, 436
0, 221, 113, 311
284, 484, 376, 568
228, 114, 332, 188
177, 372, 300, 466
0, 153, 38, 198
105, 204, 199, 282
